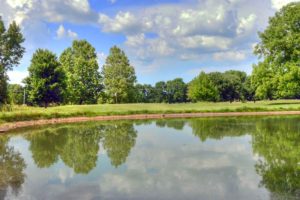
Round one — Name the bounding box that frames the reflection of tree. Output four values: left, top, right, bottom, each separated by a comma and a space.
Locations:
252, 117, 300, 198
60, 127, 102, 174
189, 117, 254, 141
0, 136, 26, 199
27, 129, 67, 168
102, 122, 137, 167
26, 124, 102, 174
156, 119, 186, 130
26, 121, 138, 173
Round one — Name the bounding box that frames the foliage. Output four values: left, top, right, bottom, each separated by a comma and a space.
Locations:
26, 49, 66, 107
187, 72, 219, 102
60, 40, 102, 104
0, 17, 25, 105
8, 84, 24, 105
166, 78, 187, 103
252, 2, 300, 99
102, 46, 136, 103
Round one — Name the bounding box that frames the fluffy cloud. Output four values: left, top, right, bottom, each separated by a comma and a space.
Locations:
271, 0, 300, 9
213, 50, 247, 61
1, 0, 97, 25
56, 24, 78, 39
97, 0, 270, 63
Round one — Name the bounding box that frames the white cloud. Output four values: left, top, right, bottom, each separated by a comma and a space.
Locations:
7, 70, 28, 85
213, 51, 247, 61
97, 0, 270, 66
271, 0, 300, 10
237, 14, 257, 35
56, 24, 78, 39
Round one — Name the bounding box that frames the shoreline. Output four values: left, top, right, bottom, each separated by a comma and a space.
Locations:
1, 110, 300, 133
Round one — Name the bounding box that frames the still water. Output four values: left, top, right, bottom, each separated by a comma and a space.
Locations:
0, 116, 299, 200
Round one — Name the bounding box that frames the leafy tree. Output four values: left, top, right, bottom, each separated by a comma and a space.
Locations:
102, 46, 136, 103
166, 78, 187, 103
8, 84, 23, 105
187, 72, 219, 102
0, 17, 25, 104
252, 2, 300, 99
154, 81, 167, 103
26, 49, 66, 107
208, 71, 248, 102
60, 40, 102, 104
134, 84, 156, 103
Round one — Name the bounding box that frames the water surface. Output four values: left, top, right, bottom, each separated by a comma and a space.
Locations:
0, 116, 299, 200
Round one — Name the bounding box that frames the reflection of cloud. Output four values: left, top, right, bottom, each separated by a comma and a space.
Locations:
99, 129, 268, 200
58, 168, 74, 183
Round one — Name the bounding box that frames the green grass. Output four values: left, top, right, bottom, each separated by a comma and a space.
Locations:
1, 100, 300, 124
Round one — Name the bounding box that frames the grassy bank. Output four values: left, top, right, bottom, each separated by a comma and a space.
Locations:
1, 100, 300, 124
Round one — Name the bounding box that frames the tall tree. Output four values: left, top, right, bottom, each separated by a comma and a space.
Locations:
26, 49, 66, 107
166, 78, 187, 103
252, 2, 300, 99
187, 72, 219, 102
60, 40, 102, 104
102, 46, 136, 103
0, 17, 25, 104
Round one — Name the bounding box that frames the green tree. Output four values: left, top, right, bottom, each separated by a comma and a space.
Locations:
102, 46, 136, 103
187, 72, 219, 102
166, 78, 187, 103
60, 40, 102, 104
154, 81, 167, 103
26, 49, 66, 107
0, 17, 25, 105
252, 2, 300, 99
134, 84, 156, 103
8, 84, 23, 105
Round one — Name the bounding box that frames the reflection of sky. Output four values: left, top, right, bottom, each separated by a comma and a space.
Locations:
4, 122, 269, 200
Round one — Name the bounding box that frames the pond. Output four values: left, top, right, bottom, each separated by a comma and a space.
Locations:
0, 116, 299, 200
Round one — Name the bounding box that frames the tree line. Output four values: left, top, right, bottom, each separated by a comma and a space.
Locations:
0, 2, 299, 107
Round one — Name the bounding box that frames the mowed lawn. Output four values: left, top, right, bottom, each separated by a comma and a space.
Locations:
1, 100, 300, 123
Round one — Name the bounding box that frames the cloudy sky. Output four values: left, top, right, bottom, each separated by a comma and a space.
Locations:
0, 0, 299, 84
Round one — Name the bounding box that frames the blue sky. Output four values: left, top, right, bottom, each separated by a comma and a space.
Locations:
0, 0, 299, 85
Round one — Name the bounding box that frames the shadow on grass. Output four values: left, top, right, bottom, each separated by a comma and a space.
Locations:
268, 102, 300, 106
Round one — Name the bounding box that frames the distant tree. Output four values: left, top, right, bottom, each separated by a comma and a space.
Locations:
134, 84, 155, 103
8, 84, 23, 105
154, 81, 167, 103
26, 49, 66, 107
0, 17, 25, 105
252, 2, 300, 99
102, 46, 136, 103
60, 40, 102, 104
208, 70, 249, 102
166, 78, 187, 103
187, 72, 219, 102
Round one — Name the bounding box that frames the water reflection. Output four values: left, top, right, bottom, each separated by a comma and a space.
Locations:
0, 117, 299, 199
0, 136, 26, 199
26, 122, 137, 173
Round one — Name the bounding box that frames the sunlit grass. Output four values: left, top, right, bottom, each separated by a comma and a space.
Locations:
1, 99, 300, 123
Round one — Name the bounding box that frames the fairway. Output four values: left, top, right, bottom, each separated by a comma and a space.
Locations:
2, 100, 300, 124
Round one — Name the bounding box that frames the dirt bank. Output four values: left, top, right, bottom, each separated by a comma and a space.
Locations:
1, 111, 300, 133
